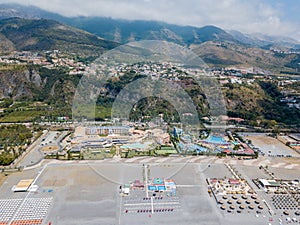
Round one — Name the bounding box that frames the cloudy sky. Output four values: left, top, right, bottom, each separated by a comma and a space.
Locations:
1, 0, 300, 40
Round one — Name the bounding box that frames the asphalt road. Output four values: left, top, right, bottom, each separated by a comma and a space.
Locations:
16, 130, 48, 168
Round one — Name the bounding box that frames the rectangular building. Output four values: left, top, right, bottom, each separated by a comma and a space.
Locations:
13, 179, 34, 192
86, 126, 130, 135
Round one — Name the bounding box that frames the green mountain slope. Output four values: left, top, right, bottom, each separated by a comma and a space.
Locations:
0, 17, 118, 56
225, 81, 300, 126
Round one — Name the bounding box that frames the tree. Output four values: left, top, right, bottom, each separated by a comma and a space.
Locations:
233, 145, 240, 151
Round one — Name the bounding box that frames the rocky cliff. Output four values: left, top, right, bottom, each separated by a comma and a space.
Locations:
0, 65, 81, 104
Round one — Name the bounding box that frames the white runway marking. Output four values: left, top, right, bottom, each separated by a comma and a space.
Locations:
155, 158, 171, 163
272, 162, 286, 168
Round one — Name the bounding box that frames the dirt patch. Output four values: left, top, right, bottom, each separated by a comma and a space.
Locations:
280, 157, 300, 164
0, 173, 7, 186
43, 178, 67, 187
70, 168, 106, 186
41, 145, 59, 152
247, 135, 299, 157
247, 136, 275, 145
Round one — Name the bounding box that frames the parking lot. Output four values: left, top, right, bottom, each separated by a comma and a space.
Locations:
240, 133, 299, 157
0, 161, 297, 225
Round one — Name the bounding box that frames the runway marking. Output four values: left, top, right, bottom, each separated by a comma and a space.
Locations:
257, 159, 270, 166
272, 162, 286, 168
111, 157, 123, 162
200, 157, 213, 163
187, 157, 200, 163
156, 158, 171, 163
285, 164, 298, 169
176, 185, 202, 188
125, 157, 145, 163
243, 160, 254, 166
171, 157, 186, 163
228, 160, 237, 165
124, 202, 180, 207
119, 193, 122, 225
140, 157, 155, 163
213, 159, 224, 164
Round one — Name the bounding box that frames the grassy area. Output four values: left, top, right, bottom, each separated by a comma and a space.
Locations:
82, 148, 114, 160
0, 110, 44, 122
0, 103, 112, 122
95, 105, 112, 120
154, 146, 178, 155
73, 104, 112, 121
0, 64, 27, 71
155, 149, 178, 155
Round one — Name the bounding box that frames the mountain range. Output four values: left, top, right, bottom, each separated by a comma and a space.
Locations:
1, 3, 300, 49
0, 3, 299, 71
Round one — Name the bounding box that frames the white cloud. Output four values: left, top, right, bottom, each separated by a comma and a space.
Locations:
0, 0, 299, 40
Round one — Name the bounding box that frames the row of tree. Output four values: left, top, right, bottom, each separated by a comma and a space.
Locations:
0, 124, 33, 166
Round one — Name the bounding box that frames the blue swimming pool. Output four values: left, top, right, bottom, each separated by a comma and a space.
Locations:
120, 141, 152, 149
204, 135, 229, 145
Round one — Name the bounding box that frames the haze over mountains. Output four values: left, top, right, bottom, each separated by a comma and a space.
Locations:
0, 3, 300, 70
1, 3, 300, 49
